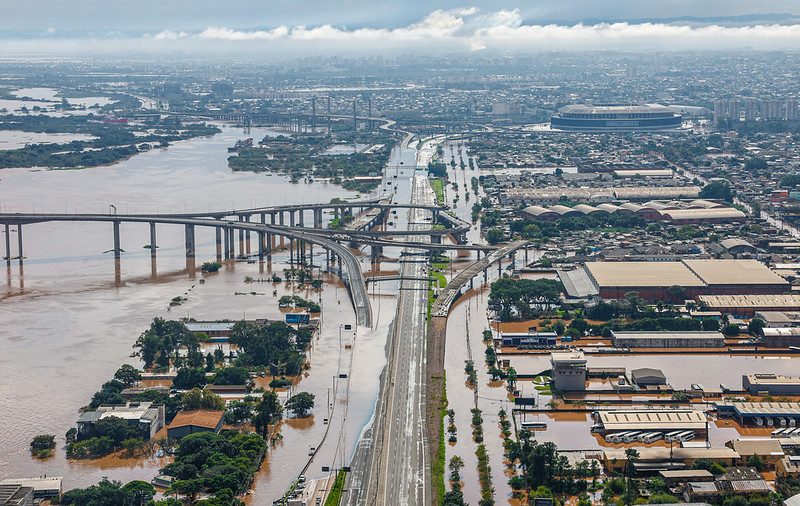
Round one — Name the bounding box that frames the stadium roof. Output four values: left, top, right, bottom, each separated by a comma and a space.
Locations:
559, 104, 675, 115
585, 261, 705, 288
683, 259, 787, 286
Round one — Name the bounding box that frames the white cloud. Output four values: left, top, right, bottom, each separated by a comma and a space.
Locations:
153, 30, 188, 40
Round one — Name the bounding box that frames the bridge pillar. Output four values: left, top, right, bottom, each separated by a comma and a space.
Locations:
113, 220, 121, 259
215, 227, 222, 261
185, 224, 195, 259
430, 234, 442, 244
314, 209, 322, 228
238, 218, 245, 257
279, 212, 284, 226
149, 222, 157, 259
309, 244, 313, 267
258, 232, 265, 262
290, 211, 295, 227
334, 207, 340, 220
289, 239, 294, 267
433, 210, 439, 224
484, 268, 488, 283
245, 215, 251, 254
298, 210, 304, 227
4, 224, 9, 264
266, 233, 272, 255
261, 213, 266, 225
227, 228, 235, 258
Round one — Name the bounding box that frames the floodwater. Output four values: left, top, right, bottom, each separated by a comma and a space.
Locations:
0, 121, 403, 495
0, 130, 97, 150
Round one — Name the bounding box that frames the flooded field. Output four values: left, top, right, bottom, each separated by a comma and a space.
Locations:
0, 121, 402, 495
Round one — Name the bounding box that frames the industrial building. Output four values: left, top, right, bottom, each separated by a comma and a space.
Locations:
611, 331, 725, 348
583, 259, 788, 301
592, 409, 707, 434
727, 438, 785, 469
76, 402, 165, 440
761, 327, 800, 348
603, 446, 738, 473
715, 401, 800, 427
499, 331, 557, 348
550, 351, 587, 391
743, 374, 800, 395
631, 368, 668, 386
166, 409, 225, 439
550, 104, 682, 131
520, 199, 744, 224
754, 311, 800, 328
698, 294, 800, 317
0, 478, 62, 500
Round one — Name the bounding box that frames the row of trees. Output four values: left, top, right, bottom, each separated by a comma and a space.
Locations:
489, 278, 563, 321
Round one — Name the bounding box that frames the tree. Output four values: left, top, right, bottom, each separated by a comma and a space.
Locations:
624, 291, 643, 318
212, 366, 250, 385
286, 392, 315, 417
121, 481, 156, 506
168, 479, 204, 501
114, 364, 142, 387
65, 428, 77, 444
181, 388, 225, 411
486, 228, 504, 244
173, 367, 207, 390
665, 285, 686, 304
747, 453, 766, 471
508, 475, 525, 491
702, 317, 720, 332
747, 318, 765, 336
698, 180, 733, 202
505, 366, 517, 390
224, 399, 254, 424
30, 434, 56, 451
252, 391, 282, 436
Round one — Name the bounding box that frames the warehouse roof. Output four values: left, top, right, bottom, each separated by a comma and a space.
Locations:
730, 402, 800, 417
522, 205, 557, 217
661, 208, 746, 221
698, 294, 800, 308
169, 409, 225, 429
604, 446, 739, 462
585, 261, 704, 288
745, 374, 800, 385
684, 259, 787, 286
613, 331, 725, 341
730, 438, 785, 457
596, 409, 707, 431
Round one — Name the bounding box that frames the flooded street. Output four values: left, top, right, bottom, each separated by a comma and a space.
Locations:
0, 122, 398, 493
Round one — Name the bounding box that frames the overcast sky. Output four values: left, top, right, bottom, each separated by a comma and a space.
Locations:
3, 1, 800, 55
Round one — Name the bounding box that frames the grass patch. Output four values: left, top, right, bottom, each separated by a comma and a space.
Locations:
324, 469, 347, 506
431, 271, 447, 289
430, 179, 444, 205
432, 373, 448, 504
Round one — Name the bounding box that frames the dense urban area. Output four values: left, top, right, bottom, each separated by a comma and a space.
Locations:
4, 49, 800, 506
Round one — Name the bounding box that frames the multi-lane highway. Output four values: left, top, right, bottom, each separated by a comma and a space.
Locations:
345, 173, 433, 505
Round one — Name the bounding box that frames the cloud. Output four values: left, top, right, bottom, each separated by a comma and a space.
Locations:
7, 7, 800, 55
156, 8, 800, 51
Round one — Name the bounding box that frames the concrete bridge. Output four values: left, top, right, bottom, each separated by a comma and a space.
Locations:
0, 213, 373, 327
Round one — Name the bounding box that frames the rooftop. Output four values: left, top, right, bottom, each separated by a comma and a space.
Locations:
585, 261, 704, 288
683, 259, 787, 286
169, 409, 225, 429
604, 446, 739, 462
729, 438, 784, 456
699, 294, 800, 308
596, 409, 707, 431
745, 374, 800, 385
550, 351, 586, 363
613, 331, 725, 340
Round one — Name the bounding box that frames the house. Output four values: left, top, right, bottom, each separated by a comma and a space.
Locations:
727, 438, 784, 469
76, 402, 165, 440
167, 409, 225, 439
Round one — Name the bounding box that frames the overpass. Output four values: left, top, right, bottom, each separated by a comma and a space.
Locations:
0, 213, 373, 327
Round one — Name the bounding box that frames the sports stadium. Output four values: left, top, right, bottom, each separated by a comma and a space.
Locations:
550, 104, 682, 132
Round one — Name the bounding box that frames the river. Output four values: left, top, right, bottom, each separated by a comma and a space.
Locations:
0, 122, 396, 495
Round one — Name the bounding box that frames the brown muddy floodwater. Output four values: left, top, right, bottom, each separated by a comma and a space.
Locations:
0, 122, 399, 495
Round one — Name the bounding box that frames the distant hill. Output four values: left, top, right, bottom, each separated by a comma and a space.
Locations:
530, 13, 800, 27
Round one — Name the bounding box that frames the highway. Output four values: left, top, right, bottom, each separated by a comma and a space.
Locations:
344, 173, 432, 505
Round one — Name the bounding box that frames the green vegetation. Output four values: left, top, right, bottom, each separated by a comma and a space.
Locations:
161, 430, 266, 500
285, 392, 315, 417
228, 321, 309, 373
324, 469, 347, 506
699, 180, 734, 202
476, 444, 494, 505
182, 388, 226, 411
508, 213, 648, 239
430, 179, 445, 205
228, 132, 396, 192
0, 114, 219, 169
428, 161, 448, 178
30, 434, 56, 459
201, 261, 222, 273
489, 277, 563, 321
432, 373, 448, 505
55, 478, 156, 505
278, 294, 321, 313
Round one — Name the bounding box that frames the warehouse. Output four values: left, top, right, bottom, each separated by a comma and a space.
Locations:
715, 401, 800, 427
631, 368, 668, 386
698, 294, 800, 317
603, 447, 738, 473
683, 259, 789, 295
499, 332, 557, 348
592, 409, 707, 434
584, 261, 706, 300
585, 260, 788, 301
611, 331, 725, 348
661, 208, 746, 225
743, 374, 800, 395
761, 327, 800, 348
754, 311, 800, 328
